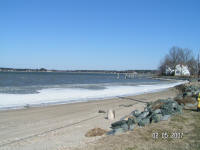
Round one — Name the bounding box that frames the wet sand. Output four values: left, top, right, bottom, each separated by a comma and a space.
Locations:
0, 87, 179, 150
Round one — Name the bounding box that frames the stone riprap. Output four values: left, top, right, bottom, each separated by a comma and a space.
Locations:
108, 84, 199, 135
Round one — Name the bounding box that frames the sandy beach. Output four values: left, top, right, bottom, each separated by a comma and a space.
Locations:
0, 87, 179, 150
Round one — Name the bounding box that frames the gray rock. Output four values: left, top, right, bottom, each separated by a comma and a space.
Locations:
138, 118, 150, 126
135, 116, 143, 123
129, 124, 135, 131
151, 114, 162, 123
186, 92, 193, 97
109, 123, 135, 135
113, 128, 126, 135
127, 117, 136, 125
172, 102, 178, 108
138, 111, 149, 119
154, 109, 161, 114
131, 110, 140, 117
175, 94, 183, 100
111, 116, 135, 130
144, 107, 149, 112
161, 115, 171, 121
121, 123, 129, 131
111, 120, 127, 129
106, 130, 115, 135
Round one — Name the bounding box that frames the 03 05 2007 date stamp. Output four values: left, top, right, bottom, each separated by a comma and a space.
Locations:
152, 132, 184, 139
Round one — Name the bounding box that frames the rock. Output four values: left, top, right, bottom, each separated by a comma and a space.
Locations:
172, 102, 178, 108
135, 116, 143, 123
176, 105, 183, 114
131, 110, 140, 117
129, 124, 135, 131
113, 128, 126, 135
154, 109, 161, 114
186, 92, 193, 97
111, 116, 135, 131
161, 100, 180, 115
121, 123, 129, 131
135, 111, 150, 123
107, 109, 115, 120
138, 118, 150, 126
127, 117, 135, 130
107, 128, 126, 135
151, 114, 162, 123
138, 111, 149, 119
161, 115, 171, 121
106, 130, 115, 135
108, 97, 185, 135
111, 120, 127, 129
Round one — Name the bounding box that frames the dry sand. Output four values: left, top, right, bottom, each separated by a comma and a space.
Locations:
0, 87, 179, 150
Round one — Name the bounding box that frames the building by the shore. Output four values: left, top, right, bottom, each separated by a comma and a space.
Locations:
165, 64, 190, 76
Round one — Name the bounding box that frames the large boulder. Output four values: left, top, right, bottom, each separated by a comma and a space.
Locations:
151, 113, 162, 123
138, 111, 149, 119
138, 118, 150, 126
131, 110, 140, 117
111, 116, 135, 130
111, 120, 127, 129
161, 115, 171, 121
154, 109, 161, 114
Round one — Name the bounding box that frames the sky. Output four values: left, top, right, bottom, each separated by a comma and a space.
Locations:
0, 0, 200, 70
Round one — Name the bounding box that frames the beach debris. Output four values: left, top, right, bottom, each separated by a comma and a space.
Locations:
85, 128, 107, 137
98, 110, 106, 113
107, 109, 115, 120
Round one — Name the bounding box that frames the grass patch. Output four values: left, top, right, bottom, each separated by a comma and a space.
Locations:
85, 128, 107, 137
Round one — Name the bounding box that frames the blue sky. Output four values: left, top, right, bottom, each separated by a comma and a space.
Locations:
0, 0, 200, 70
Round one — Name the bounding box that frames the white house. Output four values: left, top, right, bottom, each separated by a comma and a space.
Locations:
165, 64, 190, 76
175, 64, 190, 76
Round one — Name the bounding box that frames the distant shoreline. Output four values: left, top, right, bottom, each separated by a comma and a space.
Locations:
0, 67, 157, 74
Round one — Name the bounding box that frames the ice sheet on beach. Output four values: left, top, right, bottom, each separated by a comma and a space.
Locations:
0, 81, 187, 110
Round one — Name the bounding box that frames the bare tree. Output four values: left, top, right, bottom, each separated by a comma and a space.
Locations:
159, 46, 197, 76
